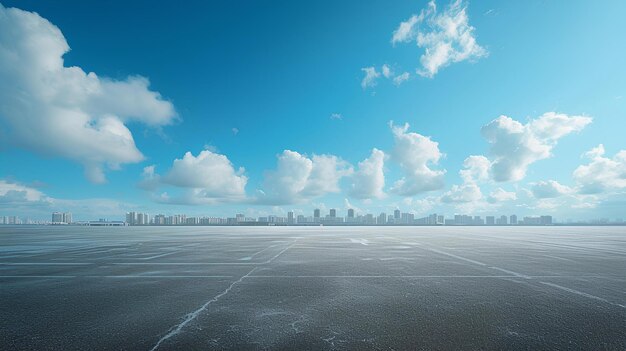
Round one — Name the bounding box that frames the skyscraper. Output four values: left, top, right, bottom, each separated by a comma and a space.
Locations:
510, 215, 518, 225
287, 211, 294, 224
329, 209, 336, 218
347, 208, 354, 218
314, 209, 320, 220
486, 216, 495, 225
394, 209, 401, 219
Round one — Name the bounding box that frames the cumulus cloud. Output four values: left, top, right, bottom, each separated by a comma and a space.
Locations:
361, 67, 380, 89
440, 155, 486, 204
573, 145, 626, 194
481, 112, 592, 182
391, 14, 421, 44
392, 72, 411, 86
349, 148, 386, 199
440, 183, 481, 203
0, 180, 49, 205
257, 150, 353, 205
389, 122, 445, 195
530, 180, 573, 199
0, 4, 177, 183
392, 0, 487, 78
140, 150, 248, 204
459, 155, 491, 183
487, 188, 517, 203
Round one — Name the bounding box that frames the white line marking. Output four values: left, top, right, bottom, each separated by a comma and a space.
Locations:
140, 251, 180, 260
488, 266, 531, 279
540, 281, 626, 309
423, 248, 487, 266
149, 267, 257, 351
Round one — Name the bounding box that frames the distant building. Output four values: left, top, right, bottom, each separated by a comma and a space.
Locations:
394, 209, 401, 220
329, 209, 336, 218
347, 209, 355, 218
287, 211, 295, 224
378, 213, 387, 225
52, 212, 72, 224
486, 216, 495, 225
314, 209, 320, 220
510, 215, 518, 225
496, 215, 508, 225
540, 215, 553, 225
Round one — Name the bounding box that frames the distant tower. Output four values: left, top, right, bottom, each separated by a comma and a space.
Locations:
510, 215, 518, 225
394, 209, 401, 219
287, 211, 294, 224
347, 209, 355, 218
329, 209, 336, 218
314, 209, 320, 219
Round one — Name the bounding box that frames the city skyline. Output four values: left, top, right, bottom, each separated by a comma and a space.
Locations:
1, 1, 626, 221
4, 207, 626, 226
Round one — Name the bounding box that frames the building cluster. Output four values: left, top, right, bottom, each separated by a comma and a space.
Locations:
122, 209, 556, 226
51, 212, 73, 224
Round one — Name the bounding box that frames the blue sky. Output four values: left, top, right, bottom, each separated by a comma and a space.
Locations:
1, 0, 626, 221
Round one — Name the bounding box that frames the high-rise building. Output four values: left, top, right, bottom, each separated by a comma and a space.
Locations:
314, 209, 320, 219
347, 209, 354, 218
287, 211, 294, 224
52, 212, 72, 224
486, 216, 495, 225
394, 209, 401, 219
236, 214, 245, 222
378, 213, 387, 225
510, 215, 518, 225
329, 209, 336, 218
540, 215, 553, 225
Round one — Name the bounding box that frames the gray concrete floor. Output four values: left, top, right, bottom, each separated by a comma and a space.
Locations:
1, 226, 625, 350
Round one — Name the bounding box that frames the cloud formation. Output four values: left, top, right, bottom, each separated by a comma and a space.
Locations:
140, 150, 248, 204
573, 145, 626, 194
0, 4, 177, 183
389, 122, 445, 196
481, 112, 592, 182
392, 0, 487, 78
360, 67, 380, 89
531, 180, 573, 199
349, 148, 386, 199
258, 150, 353, 205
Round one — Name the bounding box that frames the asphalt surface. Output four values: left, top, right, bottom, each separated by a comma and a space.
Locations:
1, 226, 625, 350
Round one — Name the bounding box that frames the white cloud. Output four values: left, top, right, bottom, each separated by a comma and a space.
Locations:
0, 5, 176, 183
459, 155, 491, 183
232, 127, 239, 135
330, 113, 342, 120
440, 155, 487, 204
140, 150, 248, 204
440, 183, 482, 203
392, 72, 411, 86
573, 145, 626, 194
258, 150, 353, 205
0, 180, 48, 204
487, 188, 517, 203
349, 148, 386, 199
389, 122, 445, 195
481, 112, 592, 182
530, 180, 573, 199
382, 64, 392, 78
361, 67, 380, 89
391, 14, 420, 44
163, 150, 247, 198
392, 0, 487, 78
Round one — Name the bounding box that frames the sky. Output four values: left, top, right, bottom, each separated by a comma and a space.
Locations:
1, 0, 626, 221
